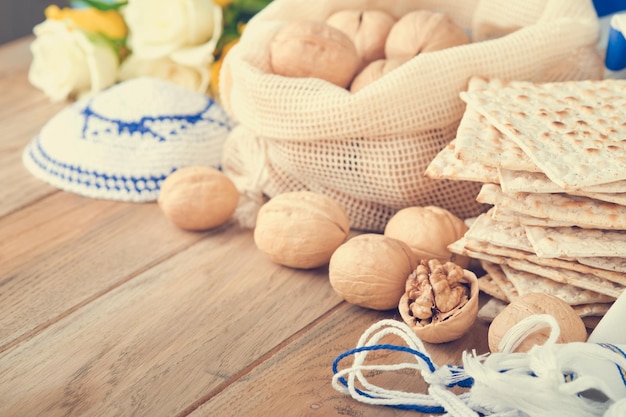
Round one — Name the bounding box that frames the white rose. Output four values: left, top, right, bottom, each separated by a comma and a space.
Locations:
28, 19, 118, 102
123, 0, 222, 59
118, 48, 211, 93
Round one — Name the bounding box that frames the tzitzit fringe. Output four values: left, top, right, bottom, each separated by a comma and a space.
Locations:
332, 317, 626, 417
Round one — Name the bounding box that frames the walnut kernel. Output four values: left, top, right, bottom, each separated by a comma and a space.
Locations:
399, 259, 478, 343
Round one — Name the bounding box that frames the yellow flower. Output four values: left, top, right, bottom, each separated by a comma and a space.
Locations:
210, 38, 238, 97
45, 4, 128, 40
213, 0, 233, 7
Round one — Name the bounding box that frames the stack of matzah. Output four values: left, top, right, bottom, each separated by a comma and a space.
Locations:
426, 77, 626, 326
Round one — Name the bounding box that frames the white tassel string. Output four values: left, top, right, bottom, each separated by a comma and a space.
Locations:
464, 314, 626, 417
428, 385, 478, 417
604, 398, 626, 417
332, 316, 626, 417
331, 319, 474, 411
496, 314, 560, 353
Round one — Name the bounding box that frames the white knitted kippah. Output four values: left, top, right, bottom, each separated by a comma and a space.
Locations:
23, 77, 232, 202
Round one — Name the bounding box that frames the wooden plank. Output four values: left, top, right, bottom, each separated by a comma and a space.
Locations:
0, 94, 63, 152
0, 99, 66, 217
191, 303, 490, 417
0, 37, 32, 76
0, 192, 207, 351
0, 162, 57, 218
0, 37, 67, 216
0, 37, 55, 119
0, 74, 50, 120
0, 225, 342, 417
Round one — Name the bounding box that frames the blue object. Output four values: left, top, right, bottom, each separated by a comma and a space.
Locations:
332, 343, 473, 413
22, 78, 232, 203
593, 0, 626, 17
606, 14, 626, 70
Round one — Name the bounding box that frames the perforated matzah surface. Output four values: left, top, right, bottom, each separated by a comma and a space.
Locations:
461, 79, 626, 189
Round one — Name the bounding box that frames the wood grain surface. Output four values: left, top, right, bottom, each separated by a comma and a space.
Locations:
0, 37, 490, 417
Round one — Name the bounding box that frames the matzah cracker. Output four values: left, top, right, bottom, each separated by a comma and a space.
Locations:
465, 209, 533, 252
448, 240, 514, 265
448, 236, 505, 264
577, 257, 626, 273
454, 107, 539, 172
499, 169, 626, 194
574, 303, 612, 318
424, 140, 499, 183
499, 169, 562, 194
499, 169, 626, 205
455, 77, 538, 172
480, 261, 519, 301
477, 184, 626, 230
491, 207, 574, 228
450, 239, 507, 265
463, 238, 626, 286
477, 297, 508, 322
506, 258, 626, 298
478, 274, 510, 302
499, 264, 614, 305
525, 225, 626, 258
460, 78, 626, 189
575, 192, 626, 206
476, 298, 608, 323
465, 210, 535, 252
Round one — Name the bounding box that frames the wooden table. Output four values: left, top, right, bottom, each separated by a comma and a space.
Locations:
0, 37, 490, 417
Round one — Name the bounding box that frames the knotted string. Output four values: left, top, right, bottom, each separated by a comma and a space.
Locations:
332, 316, 626, 417
331, 319, 477, 415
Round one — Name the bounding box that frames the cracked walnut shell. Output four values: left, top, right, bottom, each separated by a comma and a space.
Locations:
399, 259, 479, 343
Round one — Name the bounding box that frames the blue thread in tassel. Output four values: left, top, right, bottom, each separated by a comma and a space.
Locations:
332, 343, 474, 413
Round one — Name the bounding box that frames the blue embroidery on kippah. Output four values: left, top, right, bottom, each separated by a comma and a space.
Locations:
80, 98, 230, 142
28, 135, 177, 194
25, 89, 230, 201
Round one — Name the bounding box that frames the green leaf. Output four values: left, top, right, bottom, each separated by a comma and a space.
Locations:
233, 0, 273, 14
83, 30, 128, 61
215, 0, 274, 57
225, 0, 273, 22
70, 0, 127, 11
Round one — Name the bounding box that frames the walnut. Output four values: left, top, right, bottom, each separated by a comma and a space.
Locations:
384, 10, 470, 60
406, 263, 434, 319
326, 9, 396, 68
399, 259, 479, 343
329, 233, 418, 310
158, 166, 239, 231
269, 20, 361, 88
254, 191, 350, 269
349, 58, 407, 93
384, 206, 470, 268
488, 293, 587, 353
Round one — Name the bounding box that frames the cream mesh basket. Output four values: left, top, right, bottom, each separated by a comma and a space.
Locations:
219, 0, 604, 231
